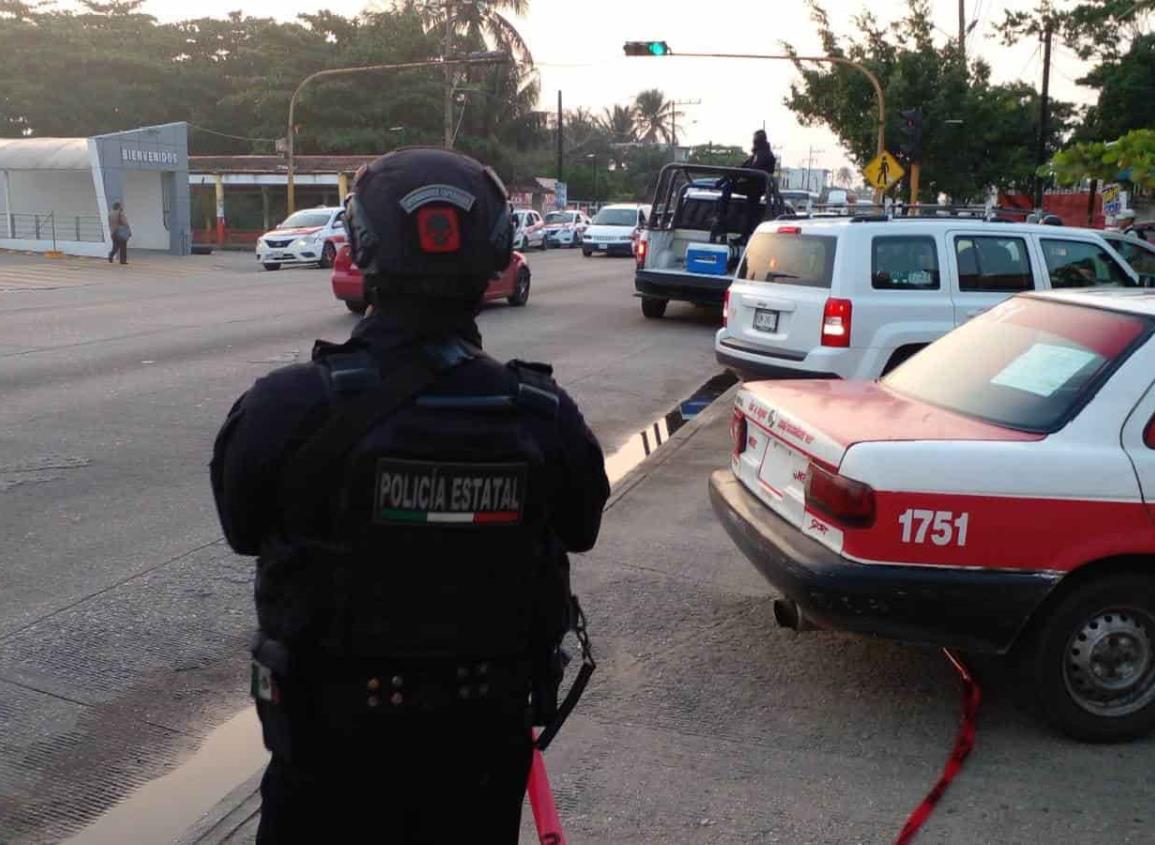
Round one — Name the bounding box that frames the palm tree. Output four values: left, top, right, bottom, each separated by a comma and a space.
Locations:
413, 0, 535, 146
601, 104, 636, 144
633, 89, 680, 145
836, 166, 854, 188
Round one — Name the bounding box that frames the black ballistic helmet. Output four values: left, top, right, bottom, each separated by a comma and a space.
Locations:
344, 147, 514, 301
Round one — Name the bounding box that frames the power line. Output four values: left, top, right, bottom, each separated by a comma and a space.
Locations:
187, 123, 278, 145
1017, 42, 1042, 80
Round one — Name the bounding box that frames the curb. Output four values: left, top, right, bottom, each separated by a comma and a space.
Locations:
604, 381, 739, 512
175, 771, 262, 845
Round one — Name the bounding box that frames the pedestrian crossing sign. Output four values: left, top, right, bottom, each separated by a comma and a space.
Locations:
863, 151, 905, 191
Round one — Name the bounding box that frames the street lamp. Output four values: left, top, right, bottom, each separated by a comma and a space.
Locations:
622, 41, 888, 199
586, 153, 599, 211
285, 51, 508, 213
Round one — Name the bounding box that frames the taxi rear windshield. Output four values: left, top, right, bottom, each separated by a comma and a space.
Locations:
738, 232, 836, 288
883, 297, 1153, 432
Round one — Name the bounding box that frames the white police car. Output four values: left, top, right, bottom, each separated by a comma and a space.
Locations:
256, 207, 346, 271
711, 288, 1155, 741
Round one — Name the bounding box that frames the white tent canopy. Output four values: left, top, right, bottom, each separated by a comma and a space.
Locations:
0, 138, 91, 171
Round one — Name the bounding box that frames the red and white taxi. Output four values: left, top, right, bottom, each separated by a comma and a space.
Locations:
330, 244, 532, 314
710, 288, 1155, 741
256, 207, 346, 271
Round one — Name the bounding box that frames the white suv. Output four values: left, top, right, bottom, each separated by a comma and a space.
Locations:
716, 218, 1141, 380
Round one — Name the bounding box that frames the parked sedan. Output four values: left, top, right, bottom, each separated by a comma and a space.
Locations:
543, 210, 590, 248
331, 245, 532, 314
512, 209, 547, 251
255, 207, 345, 271
711, 288, 1155, 741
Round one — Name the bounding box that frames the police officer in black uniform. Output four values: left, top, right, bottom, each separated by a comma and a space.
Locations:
210, 147, 610, 844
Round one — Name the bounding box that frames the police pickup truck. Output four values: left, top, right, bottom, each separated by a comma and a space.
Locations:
634, 163, 789, 319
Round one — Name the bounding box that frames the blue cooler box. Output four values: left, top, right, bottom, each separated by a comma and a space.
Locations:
685, 243, 731, 276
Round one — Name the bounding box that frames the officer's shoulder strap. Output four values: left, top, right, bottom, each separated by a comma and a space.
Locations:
506, 359, 560, 418
279, 338, 475, 530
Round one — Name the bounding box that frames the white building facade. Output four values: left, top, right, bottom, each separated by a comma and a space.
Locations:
0, 122, 191, 257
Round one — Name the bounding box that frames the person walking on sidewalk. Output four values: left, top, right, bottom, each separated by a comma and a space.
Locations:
211, 147, 610, 844
107, 201, 131, 264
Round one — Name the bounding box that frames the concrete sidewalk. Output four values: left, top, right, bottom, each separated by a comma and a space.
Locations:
178, 388, 1154, 845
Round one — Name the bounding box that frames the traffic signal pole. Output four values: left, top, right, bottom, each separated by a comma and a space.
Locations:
909, 163, 920, 207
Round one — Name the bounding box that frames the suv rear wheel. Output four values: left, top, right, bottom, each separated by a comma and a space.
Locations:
1023, 574, 1155, 742
641, 297, 668, 319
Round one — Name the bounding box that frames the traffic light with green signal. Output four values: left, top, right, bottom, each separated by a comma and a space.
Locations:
623, 41, 672, 57
899, 108, 925, 163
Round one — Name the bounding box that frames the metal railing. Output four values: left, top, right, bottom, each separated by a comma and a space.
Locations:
5, 213, 105, 244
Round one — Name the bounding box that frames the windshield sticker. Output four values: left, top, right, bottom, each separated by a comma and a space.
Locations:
990, 343, 1097, 398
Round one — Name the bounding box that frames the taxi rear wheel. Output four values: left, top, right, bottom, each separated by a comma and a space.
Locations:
1025, 574, 1155, 742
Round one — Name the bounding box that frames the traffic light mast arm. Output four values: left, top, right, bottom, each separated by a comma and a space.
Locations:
622, 47, 886, 163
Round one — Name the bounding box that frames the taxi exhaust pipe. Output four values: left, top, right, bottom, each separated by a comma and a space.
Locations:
773, 599, 816, 632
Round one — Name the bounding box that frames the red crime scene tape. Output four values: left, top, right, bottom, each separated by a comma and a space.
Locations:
527, 737, 566, 845
894, 648, 983, 845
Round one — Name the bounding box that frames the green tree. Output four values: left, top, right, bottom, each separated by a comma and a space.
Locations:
1078, 34, 1155, 139
783, 0, 1074, 201
601, 104, 636, 144
633, 89, 678, 144
1045, 129, 1155, 190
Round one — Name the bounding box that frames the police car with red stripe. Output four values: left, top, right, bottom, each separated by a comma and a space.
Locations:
710, 288, 1155, 741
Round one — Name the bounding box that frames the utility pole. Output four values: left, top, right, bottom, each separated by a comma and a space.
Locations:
958, 0, 966, 64
668, 99, 701, 149
443, 1, 454, 147
557, 91, 563, 182
1035, 18, 1053, 209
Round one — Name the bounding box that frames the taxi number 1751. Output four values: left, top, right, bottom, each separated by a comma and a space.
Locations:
898, 509, 970, 547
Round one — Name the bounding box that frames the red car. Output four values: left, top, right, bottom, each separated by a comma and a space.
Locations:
331, 244, 532, 314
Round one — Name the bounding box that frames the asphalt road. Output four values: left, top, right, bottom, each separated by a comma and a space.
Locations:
0, 247, 723, 843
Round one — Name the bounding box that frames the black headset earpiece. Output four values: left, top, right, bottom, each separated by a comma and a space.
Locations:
345, 194, 381, 275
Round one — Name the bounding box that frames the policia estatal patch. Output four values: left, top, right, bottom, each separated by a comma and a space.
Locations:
374, 458, 527, 526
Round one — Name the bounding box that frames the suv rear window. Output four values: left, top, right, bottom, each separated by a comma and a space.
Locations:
739, 232, 837, 289
883, 297, 1152, 432
872, 236, 940, 290
955, 235, 1033, 292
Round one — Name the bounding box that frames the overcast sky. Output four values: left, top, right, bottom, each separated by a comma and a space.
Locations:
139, 0, 1096, 174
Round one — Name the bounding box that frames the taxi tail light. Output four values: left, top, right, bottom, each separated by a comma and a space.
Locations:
821, 297, 852, 348
1145, 416, 1155, 449
730, 409, 748, 457
723, 287, 731, 327
805, 462, 874, 526
635, 233, 648, 268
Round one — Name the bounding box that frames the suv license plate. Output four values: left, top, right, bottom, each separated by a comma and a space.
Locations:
754, 308, 779, 333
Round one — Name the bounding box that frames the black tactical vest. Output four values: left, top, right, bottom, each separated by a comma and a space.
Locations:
255, 338, 572, 669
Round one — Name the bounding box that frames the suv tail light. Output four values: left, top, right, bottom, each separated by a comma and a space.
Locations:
730, 409, 748, 457
723, 287, 731, 327
821, 297, 852, 347
635, 233, 648, 268
805, 462, 874, 525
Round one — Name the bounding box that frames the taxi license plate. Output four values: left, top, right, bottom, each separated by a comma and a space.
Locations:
754, 308, 779, 333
